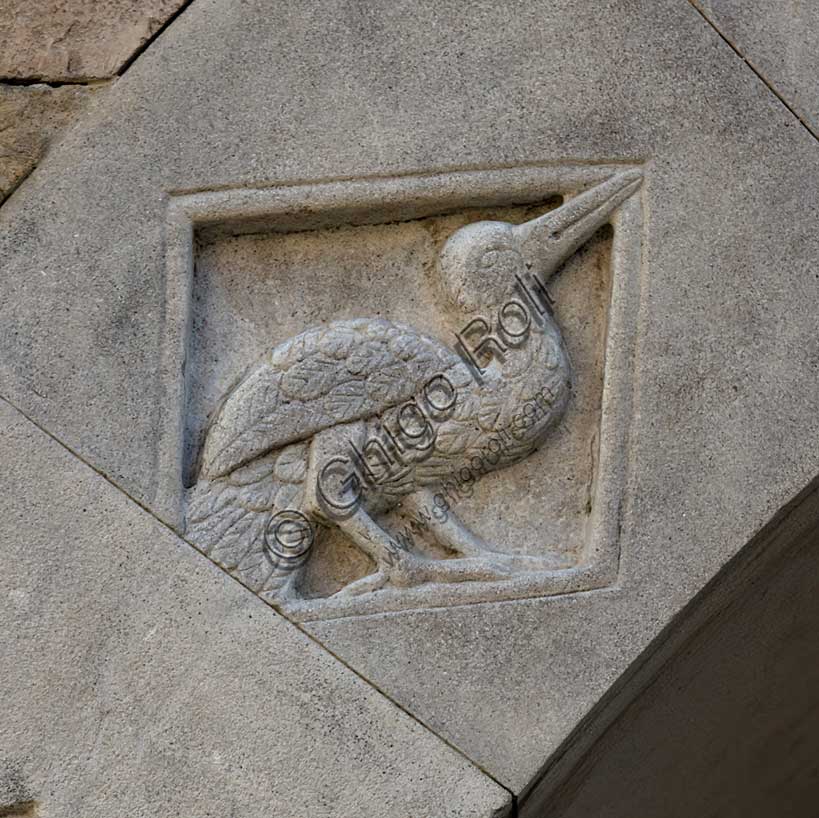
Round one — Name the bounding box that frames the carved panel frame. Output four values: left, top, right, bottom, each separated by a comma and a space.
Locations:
155, 162, 645, 620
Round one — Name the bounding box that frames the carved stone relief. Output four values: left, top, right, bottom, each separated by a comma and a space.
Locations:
158, 165, 644, 620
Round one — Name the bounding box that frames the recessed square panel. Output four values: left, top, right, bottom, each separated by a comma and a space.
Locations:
156, 164, 643, 620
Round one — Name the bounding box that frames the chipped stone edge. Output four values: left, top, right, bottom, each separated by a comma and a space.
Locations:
154, 162, 644, 621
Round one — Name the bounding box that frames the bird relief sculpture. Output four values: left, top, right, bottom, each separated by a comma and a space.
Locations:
184, 170, 642, 615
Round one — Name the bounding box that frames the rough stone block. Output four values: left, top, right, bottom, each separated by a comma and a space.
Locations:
0, 0, 187, 80
0, 84, 98, 203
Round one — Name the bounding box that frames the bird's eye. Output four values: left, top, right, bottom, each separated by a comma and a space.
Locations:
481, 250, 499, 268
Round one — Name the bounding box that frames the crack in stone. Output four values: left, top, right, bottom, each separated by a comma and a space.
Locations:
116, 0, 199, 77
0, 77, 105, 88
686, 0, 819, 144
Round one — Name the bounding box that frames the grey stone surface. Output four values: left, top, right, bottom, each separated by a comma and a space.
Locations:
0, 83, 100, 203
693, 0, 819, 134
1, 0, 819, 803
0, 398, 510, 817
0, 0, 187, 81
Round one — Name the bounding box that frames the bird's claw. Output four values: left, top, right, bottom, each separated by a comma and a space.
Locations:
331, 553, 516, 599
331, 569, 389, 598
480, 558, 515, 580
390, 553, 515, 586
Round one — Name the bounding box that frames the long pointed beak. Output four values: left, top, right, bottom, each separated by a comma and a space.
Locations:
513, 169, 642, 281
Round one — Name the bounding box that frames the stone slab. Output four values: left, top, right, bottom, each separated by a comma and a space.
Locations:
0, 0, 187, 81
693, 0, 819, 134
1, 0, 819, 801
0, 83, 99, 203
0, 398, 510, 817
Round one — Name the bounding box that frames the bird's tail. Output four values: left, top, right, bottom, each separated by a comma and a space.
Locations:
184, 443, 311, 602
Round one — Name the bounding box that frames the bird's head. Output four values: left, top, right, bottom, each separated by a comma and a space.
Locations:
437, 220, 522, 313
437, 169, 642, 316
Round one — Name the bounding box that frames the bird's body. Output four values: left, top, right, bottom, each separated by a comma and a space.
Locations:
186, 315, 570, 597
358, 315, 571, 497
201, 314, 570, 490
184, 170, 641, 604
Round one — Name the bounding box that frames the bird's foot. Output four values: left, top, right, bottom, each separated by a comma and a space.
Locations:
331, 569, 389, 598
331, 553, 515, 598
387, 552, 514, 587
399, 489, 503, 559
331, 504, 516, 597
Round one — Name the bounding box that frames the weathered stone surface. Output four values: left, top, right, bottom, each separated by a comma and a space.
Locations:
0, 0, 187, 81
694, 0, 819, 134
1, 0, 819, 803
0, 83, 99, 203
0, 398, 510, 817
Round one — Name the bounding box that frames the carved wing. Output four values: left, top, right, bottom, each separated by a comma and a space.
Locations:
186, 444, 309, 596
201, 318, 464, 478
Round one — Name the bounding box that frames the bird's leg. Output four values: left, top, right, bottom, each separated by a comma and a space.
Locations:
399, 489, 570, 574
399, 488, 501, 558
332, 506, 417, 596
399, 549, 513, 584
333, 505, 512, 596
